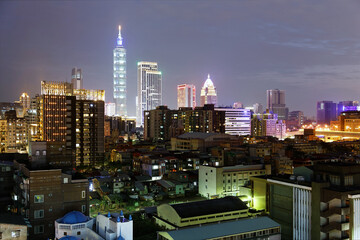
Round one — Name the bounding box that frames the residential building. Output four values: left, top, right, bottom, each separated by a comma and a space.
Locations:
13, 160, 89, 239
317, 101, 337, 125
253, 103, 263, 114
157, 216, 281, 240
113, 25, 127, 116
177, 84, 196, 108
71, 67, 83, 90
200, 74, 217, 107
252, 162, 360, 240
215, 107, 251, 136
266, 89, 288, 120
0, 161, 14, 211
4, 110, 28, 153
171, 132, 237, 152
136, 61, 162, 126
39, 81, 105, 167
0, 214, 28, 240
288, 111, 304, 129
199, 164, 270, 199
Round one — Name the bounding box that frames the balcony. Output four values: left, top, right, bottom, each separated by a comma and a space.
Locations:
321, 222, 341, 233
320, 207, 341, 218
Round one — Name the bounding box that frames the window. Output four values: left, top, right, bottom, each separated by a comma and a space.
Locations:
35, 150, 40, 156
34, 225, 44, 234
42, 150, 46, 156
63, 178, 68, 184
11, 230, 20, 237
34, 195, 44, 203
82, 191, 85, 198
345, 176, 354, 186
82, 205, 86, 213
77, 231, 81, 235
34, 209, 44, 219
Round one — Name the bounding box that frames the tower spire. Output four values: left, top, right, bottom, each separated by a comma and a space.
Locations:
117, 25, 123, 46
207, 74, 210, 79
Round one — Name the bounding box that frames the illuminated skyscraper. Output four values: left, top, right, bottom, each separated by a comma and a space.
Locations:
177, 84, 196, 109
200, 74, 217, 107
266, 89, 288, 120
113, 25, 127, 116
136, 61, 162, 126
71, 67, 83, 89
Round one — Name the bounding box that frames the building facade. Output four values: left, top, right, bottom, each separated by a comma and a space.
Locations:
13, 161, 89, 239
266, 89, 288, 120
317, 101, 337, 125
215, 107, 251, 136
136, 61, 162, 126
177, 84, 196, 109
113, 25, 127, 116
251, 110, 286, 140
71, 67, 83, 90
200, 74, 217, 107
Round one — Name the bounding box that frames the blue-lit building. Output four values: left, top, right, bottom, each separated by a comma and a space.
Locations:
113, 25, 127, 116
316, 101, 337, 125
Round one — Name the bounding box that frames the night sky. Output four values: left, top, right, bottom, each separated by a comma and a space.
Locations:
1, 1, 360, 117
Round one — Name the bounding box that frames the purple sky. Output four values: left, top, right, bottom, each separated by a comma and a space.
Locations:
1, 1, 360, 117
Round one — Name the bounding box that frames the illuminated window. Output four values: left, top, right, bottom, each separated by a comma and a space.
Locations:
34, 195, 44, 203
11, 230, 20, 237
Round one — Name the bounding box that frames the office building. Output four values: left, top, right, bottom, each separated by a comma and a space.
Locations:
288, 110, 304, 128
316, 101, 337, 124
266, 89, 288, 120
71, 68, 83, 90
113, 25, 127, 116
251, 110, 286, 140
253, 103, 263, 114
337, 101, 359, 116
157, 217, 281, 240
177, 84, 196, 108
105, 102, 116, 116
136, 61, 162, 126
215, 107, 251, 136
200, 74, 217, 107
13, 160, 89, 239
233, 102, 243, 109
19, 92, 30, 112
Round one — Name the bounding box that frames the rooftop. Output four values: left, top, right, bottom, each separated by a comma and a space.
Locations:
0, 214, 27, 226
159, 217, 280, 240
177, 132, 223, 140
169, 196, 248, 218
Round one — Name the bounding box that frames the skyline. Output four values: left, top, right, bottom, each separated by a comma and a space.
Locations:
1, 1, 360, 117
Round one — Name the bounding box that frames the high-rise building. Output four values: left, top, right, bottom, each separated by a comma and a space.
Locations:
288, 110, 304, 128
39, 81, 105, 167
19, 92, 30, 111
105, 102, 116, 116
253, 103, 263, 114
113, 25, 127, 116
215, 107, 251, 136
136, 61, 162, 126
316, 101, 337, 125
266, 89, 288, 120
71, 67, 83, 90
177, 84, 196, 108
144, 104, 225, 141
200, 74, 217, 107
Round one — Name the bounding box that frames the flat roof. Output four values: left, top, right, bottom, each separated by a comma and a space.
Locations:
170, 196, 248, 218
0, 214, 27, 226
159, 217, 280, 240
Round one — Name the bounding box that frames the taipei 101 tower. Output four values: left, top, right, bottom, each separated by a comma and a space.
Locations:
113, 25, 127, 116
